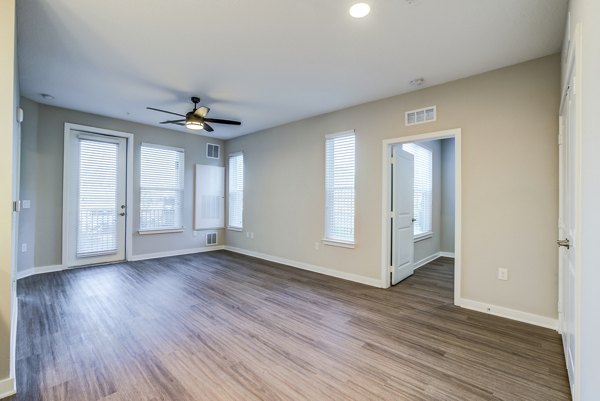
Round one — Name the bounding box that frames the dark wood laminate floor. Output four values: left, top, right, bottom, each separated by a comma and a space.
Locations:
6, 251, 570, 401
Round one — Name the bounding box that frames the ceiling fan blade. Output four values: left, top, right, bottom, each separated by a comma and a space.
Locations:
203, 123, 214, 132
147, 107, 185, 117
194, 106, 210, 117
159, 119, 185, 124
203, 118, 241, 125
171, 122, 185, 126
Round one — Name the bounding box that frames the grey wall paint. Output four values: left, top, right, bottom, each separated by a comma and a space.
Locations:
441, 138, 455, 253
412, 139, 442, 263
18, 99, 225, 270
225, 55, 560, 319
17, 97, 38, 271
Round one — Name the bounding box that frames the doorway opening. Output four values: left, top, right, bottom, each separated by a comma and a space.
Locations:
381, 128, 461, 304
62, 123, 134, 268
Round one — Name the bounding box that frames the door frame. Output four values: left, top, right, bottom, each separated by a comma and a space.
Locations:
380, 128, 462, 305
62, 123, 134, 266
558, 23, 582, 399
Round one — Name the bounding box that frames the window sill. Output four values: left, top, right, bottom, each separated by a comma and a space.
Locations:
138, 228, 184, 235
322, 239, 356, 249
227, 227, 243, 232
414, 232, 433, 243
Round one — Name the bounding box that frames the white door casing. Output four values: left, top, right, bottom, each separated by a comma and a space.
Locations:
559, 67, 578, 397
63, 124, 133, 267
391, 145, 415, 285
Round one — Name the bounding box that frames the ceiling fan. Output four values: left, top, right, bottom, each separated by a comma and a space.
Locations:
147, 96, 241, 133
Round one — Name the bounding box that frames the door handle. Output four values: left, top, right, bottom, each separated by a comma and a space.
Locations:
557, 239, 570, 249
412, 218, 417, 222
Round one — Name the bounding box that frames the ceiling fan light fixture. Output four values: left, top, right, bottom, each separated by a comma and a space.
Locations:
185, 120, 204, 130
349, 3, 370, 18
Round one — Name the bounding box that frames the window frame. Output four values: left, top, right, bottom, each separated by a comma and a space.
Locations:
138, 142, 185, 234
323, 130, 356, 248
227, 151, 244, 231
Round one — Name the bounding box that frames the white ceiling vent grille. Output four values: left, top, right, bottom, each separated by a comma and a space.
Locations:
205, 232, 218, 246
405, 106, 436, 126
206, 143, 220, 159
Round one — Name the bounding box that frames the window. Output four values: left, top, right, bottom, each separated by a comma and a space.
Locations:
402, 143, 433, 237
325, 131, 355, 245
228, 152, 244, 229
139, 143, 185, 232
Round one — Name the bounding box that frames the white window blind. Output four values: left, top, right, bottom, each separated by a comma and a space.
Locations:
140, 144, 184, 231
77, 139, 119, 256
402, 143, 432, 237
228, 152, 244, 229
325, 131, 355, 243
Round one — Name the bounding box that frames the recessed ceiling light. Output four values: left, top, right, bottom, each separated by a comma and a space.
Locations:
349, 3, 370, 18
40, 93, 54, 100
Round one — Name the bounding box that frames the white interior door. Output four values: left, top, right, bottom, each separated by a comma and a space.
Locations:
559, 72, 577, 394
391, 145, 415, 285
66, 131, 127, 266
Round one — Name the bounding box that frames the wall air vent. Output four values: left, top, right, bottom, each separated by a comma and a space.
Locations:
405, 106, 436, 126
206, 143, 220, 159
205, 232, 218, 246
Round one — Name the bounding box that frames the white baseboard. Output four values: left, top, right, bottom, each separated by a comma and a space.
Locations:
129, 245, 225, 262
10, 284, 17, 388
15, 264, 64, 280
413, 251, 455, 270
413, 253, 442, 270
224, 246, 384, 288
0, 377, 16, 399
16, 247, 226, 280
457, 297, 558, 331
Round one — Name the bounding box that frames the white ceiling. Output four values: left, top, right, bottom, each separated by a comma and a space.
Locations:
17, 0, 567, 140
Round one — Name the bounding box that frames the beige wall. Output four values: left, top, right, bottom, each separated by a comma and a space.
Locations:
18, 100, 226, 270
226, 54, 560, 319
0, 0, 16, 387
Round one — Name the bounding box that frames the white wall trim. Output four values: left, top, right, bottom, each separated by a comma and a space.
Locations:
15, 264, 65, 280
413, 251, 455, 270
413, 253, 442, 270
381, 128, 462, 307
457, 297, 558, 331
0, 377, 16, 399
62, 123, 135, 267
129, 246, 225, 262
9, 285, 17, 387
16, 247, 226, 279
225, 246, 385, 288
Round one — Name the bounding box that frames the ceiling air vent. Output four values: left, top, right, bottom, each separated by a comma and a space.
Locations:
206, 143, 220, 159
405, 106, 436, 126
205, 232, 218, 246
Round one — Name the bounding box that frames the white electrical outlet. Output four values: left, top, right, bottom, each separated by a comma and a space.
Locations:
250, 232, 255, 239
246, 231, 250, 238
21, 243, 27, 253
498, 268, 508, 281
22, 200, 31, 209
314, 241, 320, 250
